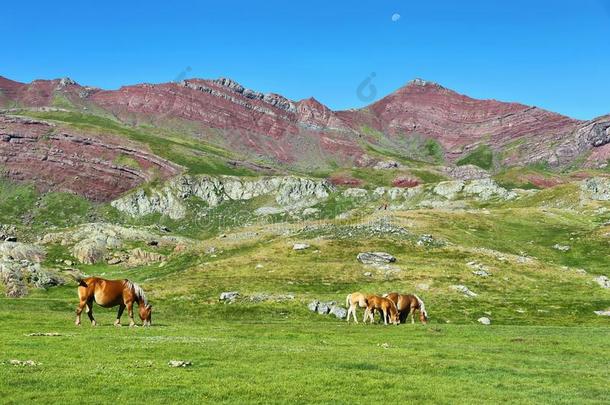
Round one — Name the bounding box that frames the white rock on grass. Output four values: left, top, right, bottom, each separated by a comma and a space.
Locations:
477, 317, 491, 325
219, 291, 239, 302
293, 243, 310, 251
168, 360, 192, 367
594, 275, 610, 288
452, 285, 478, 297
594, 310, 610, 316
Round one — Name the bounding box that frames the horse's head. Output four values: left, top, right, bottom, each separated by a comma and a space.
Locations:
389, 302, 400, 325
139, 304, 152, 326
420, 309, 428, 324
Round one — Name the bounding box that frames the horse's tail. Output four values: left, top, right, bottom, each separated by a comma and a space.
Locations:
414, 294, 427, 317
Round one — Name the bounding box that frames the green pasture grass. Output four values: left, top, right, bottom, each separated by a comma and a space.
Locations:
457, 145, 494, 170
0, 287, 608, 404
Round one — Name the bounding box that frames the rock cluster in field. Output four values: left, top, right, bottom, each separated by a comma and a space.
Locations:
42, 223, 191, 265
307, 300, 347, 319
0, 242, 63, 297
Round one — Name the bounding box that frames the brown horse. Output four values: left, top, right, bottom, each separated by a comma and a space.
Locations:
346, 292, 374, 324
363, 295, 400, 325
75, 277, 152, 327
384, 292, 428, 324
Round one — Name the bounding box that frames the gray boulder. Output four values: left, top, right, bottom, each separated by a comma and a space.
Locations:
307, 300, 319, 312
357, 252, 396, 265
477, 317, 491, 325
219, 291, 239, 302
330, 305, 348, 319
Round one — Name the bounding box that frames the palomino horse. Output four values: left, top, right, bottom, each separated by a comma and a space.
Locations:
75, 277, 152, 327
384, 292, 428, 324
363, 295, 400, 325
346, 292, 374, 324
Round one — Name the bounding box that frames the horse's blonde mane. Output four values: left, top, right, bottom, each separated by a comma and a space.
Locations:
414, 294, 427, 316
126, 280, 148, 306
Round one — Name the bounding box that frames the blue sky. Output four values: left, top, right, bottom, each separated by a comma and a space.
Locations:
2, 0, 609, 119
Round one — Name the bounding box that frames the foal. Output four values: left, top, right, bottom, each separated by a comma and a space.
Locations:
346, 292, 373, 324
384, 292, 428, 324
364, 295, 400, 325
75, 277, 152, 327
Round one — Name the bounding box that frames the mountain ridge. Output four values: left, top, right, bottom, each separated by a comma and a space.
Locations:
1, 73, 609, 202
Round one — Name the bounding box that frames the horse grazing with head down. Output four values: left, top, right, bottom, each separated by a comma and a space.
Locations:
384, 292, 428, 324
364, 295, 400, 325
75, 277, 152, 327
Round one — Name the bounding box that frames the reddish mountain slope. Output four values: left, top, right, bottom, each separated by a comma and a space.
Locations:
0, 115, 180, 201
1, 75, 609, 185
340, 79, 582, 155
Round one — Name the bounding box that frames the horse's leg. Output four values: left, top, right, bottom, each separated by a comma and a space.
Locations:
382, 309, 388, 325
85, 298, 96, 326
349, 306, 355, 323
75, 298, 87, 326
127, 301, 136, 327
410, 308, 416, 324
115, 305, 125, 327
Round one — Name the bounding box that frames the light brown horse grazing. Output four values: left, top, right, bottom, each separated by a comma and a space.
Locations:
75, 277, 152, 327
384, 292, 428, 324
346, 292, 374, 324
364, 295, 400, 325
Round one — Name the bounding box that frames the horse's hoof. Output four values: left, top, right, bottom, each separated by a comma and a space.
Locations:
91, 321, 97, 327
114, 323, 122, 327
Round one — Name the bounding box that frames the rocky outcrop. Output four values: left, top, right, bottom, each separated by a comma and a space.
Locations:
462, 179, 517, 200
443, 165, 490, 181
42, 223, 192, 265
434, 181, 465, 200
125, 248, 165, 266
581, 177, 610, 201
72, 239, 109, 265
111, 175, 333, 219
0, 255, 64, 297
0, 242, 45, 262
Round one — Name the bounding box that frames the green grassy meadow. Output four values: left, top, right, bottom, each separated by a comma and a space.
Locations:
1, 200, 609, 403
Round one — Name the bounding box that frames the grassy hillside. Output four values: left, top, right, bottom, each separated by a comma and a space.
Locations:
0, 161, 608, 402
